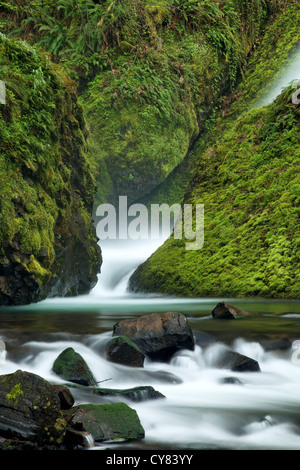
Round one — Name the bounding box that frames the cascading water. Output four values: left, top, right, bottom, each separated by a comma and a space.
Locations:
254, 43, 300, 108
91, 237, 167, 297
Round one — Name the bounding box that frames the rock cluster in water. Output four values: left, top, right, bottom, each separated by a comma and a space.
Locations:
0, 306, 264, 449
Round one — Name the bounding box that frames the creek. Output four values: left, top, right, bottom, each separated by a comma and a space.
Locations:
1, 41, 300, 452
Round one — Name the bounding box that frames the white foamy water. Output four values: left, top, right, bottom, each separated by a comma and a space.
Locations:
2, 332, 300, 450
91, 236, 168, 297
254, 43, 300, 107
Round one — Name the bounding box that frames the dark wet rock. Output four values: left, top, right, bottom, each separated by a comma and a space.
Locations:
93, 385, 165, 402
113, 312, 195, 362
212, 302, 252, 319
64, 428, 95, 448
216, 349, 260, 372
0, 437, 41, 450
52, 347, 96, 386
64, 403, 145, 443
52, 384, 75, 410
106, 336, 145, 367
0, 369, 66, 446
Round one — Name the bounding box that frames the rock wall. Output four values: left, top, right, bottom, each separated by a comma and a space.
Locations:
0, 35, 101, 305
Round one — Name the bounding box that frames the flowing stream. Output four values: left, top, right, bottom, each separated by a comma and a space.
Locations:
2, 236, 300, 451
1, 42, 300, 452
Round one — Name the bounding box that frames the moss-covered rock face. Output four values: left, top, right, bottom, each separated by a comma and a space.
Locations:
144, 1, 300, 208
129, 2, 300, 300
129, 84, 300, 299
0, 35, 101, 305
81, 0, 272, 207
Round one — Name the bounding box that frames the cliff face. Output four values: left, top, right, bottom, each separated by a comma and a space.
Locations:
129, 3, 300, 299
0, 35, 101, 305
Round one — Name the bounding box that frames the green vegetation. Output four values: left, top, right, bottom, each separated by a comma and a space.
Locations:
81, 0, 274, 205
0, 0, 279, 206
65, 403, 145, 441
6, 383, 23, 405
130, 83, 300, 298
0, 34, 101, 304
52, 347, 97, 386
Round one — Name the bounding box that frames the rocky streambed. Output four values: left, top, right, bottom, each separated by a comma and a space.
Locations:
0, 305, 275, 450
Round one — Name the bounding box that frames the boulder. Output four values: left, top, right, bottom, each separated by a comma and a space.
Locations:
106, 336, 145, 367
193, 330, 216, 347
64, 403, 145, 443
0, 369, 66, 445
52, 347, 96, 386
212, 302, 252, 319
213, 349, 260, 372
113, 312, 195, 362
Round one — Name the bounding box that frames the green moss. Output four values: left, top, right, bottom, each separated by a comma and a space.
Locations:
25, 255, 51, 286
130, 83, 300, 299
77, 0, 274, 206
65, 403, 145, 442
0, 34, 101, 305
6, 383, 23, 405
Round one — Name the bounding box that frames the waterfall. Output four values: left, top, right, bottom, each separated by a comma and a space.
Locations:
255, 43, 300, 108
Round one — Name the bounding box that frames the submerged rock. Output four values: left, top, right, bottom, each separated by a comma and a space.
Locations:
220, 376, 244, 385
93, 385, 165, 402
64, 403, 145, 443
113, 312, 195, 362
0, 369, 66, 445
52, 347, 97, 386
212, 302, 252, 319
207, 345, 261, 372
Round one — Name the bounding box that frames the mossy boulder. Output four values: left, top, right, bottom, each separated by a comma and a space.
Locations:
52, 347, 97, 386
0, 35, 101, 305
0, 369, 66, 445
64, 403, 145, 443
106, 335, 145, 367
